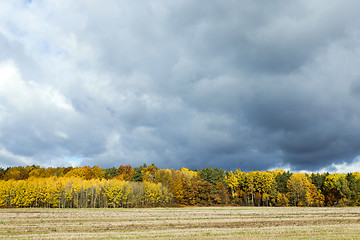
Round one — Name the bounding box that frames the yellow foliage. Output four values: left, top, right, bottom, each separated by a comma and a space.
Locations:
180, 168, 198, 179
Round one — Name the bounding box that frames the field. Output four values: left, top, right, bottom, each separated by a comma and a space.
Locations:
0, 207, 360, 239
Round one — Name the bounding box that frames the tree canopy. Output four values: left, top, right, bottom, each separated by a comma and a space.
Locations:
0, 164, 359, 208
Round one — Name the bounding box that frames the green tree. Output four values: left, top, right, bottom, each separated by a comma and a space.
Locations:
275, 170, 292, 194
0, 168, 5, 180
309, 172, 329, 190
200, 167, 225, 186
104, 167, 119, 179
131, 164, 146, 182
346, 173, 360, 206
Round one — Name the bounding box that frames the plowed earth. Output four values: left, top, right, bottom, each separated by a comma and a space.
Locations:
1, 207, 360, 239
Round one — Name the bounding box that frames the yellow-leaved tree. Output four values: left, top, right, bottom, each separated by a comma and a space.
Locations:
286, 173, 320, 206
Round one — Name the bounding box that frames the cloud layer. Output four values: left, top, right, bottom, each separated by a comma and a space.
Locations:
1, 0, 360, 172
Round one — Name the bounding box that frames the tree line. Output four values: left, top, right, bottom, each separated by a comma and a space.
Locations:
0, 165, 359, 208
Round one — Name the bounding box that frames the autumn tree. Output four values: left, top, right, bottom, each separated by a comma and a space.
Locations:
214, 182, 229, 204
64, 166, 103, 180
154, 169, 172, 188
323, 173, 351, 206
4, 166, 30, 180
225, 169, 243, 198
276, 193, 289, 206
169, 171, 184, 204
244, 171, 256, 205
117, 165, 134, 181
192, 176, 212, 205
286, 173, 320, 206
258, 171, 277, 206
141, 164, 157, 182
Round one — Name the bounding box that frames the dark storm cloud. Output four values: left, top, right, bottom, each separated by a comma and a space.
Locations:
1, 1, 360, 172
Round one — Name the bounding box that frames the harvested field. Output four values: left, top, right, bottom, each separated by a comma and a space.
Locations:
0, 207, 360, 239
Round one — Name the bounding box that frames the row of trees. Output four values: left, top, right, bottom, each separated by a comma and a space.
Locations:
0, 165, 359, 208
0, 178, 170, 208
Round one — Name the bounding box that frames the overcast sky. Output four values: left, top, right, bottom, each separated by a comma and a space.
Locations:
1, 0, 360, 172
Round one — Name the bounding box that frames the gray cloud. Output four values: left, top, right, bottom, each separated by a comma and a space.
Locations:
1, 1, 360, 172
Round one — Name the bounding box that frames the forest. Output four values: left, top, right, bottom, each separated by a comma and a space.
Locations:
0, 164, 359, 208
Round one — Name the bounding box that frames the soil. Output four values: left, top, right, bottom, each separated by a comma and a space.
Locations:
0, 206, 360, 239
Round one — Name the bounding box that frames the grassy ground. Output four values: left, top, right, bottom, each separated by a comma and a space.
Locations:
0, 206, 360, 239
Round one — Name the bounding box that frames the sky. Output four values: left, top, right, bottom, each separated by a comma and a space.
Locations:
1, 0, 360, 173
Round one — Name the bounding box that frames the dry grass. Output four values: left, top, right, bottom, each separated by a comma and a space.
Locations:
0, 206, 360, 239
